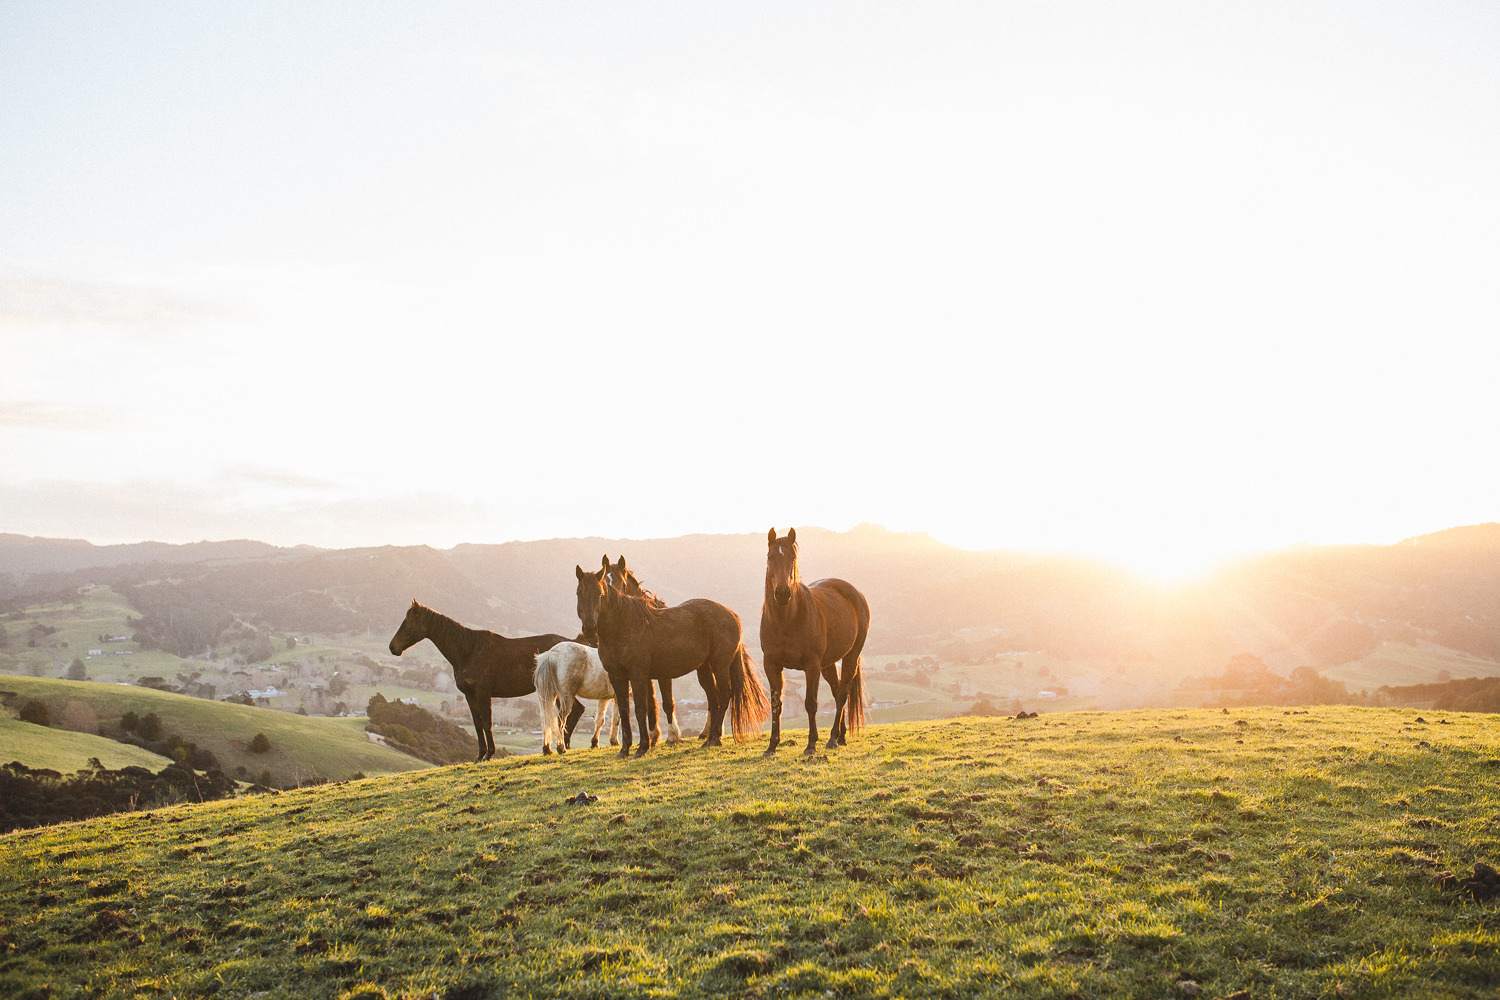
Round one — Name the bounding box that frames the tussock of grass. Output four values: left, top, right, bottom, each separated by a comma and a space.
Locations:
2, 707, 1498, 999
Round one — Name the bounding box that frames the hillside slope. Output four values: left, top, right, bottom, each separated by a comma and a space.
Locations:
2, 708, 1497, 999
0, 677, 426, 785
0, 715, 173, 773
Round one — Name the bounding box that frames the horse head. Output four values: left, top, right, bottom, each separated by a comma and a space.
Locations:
575, 559, 609, 643
388, 599, 427, 655
766, 527, 800, 607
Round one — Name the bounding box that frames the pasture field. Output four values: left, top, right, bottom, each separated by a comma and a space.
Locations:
0, 677, 426, 785
0, 715, 174, 773
2, 707, 1498, 999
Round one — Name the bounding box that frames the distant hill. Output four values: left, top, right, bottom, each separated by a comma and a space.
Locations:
0, 533, 295, 574
3, 524, 1499, 695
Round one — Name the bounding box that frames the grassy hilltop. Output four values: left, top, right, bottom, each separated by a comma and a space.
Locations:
2, 707, 1498, 1000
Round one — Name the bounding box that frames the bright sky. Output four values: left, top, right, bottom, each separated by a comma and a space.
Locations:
2, 1, 1497, 581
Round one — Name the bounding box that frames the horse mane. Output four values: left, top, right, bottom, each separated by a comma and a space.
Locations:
412, 601, 479, 655
601, 586, 666, 639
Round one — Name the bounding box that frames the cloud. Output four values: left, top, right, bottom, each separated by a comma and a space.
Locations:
0, 476, 501, 550
0, 273, 232, 331
215, 465, 345, 493
0, 400, 123, 431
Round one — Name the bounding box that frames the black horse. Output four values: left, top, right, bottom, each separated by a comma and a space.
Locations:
388, 600, 573, 762
760, 528, 871, 755
576, 558, 768, 758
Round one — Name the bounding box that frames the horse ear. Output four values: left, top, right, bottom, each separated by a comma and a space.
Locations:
601, 555, 610, 570
410, 598, 419, 608
788, 527, 796, 544
617, 555, 627, 571
768, 527, 777, 544
575, 565, 585, 580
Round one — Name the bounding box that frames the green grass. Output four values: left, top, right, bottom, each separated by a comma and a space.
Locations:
0, 677, 426, 785
0, 715, 174, 773
2, 706, 1497, 999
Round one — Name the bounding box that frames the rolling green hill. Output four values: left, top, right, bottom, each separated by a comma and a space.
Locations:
2, 708, 1496, 999
0, 677, 427, 786
0, 715, 173, 773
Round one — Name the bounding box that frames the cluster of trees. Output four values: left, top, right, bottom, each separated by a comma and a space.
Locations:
121, 583, 233, 658
1377, 676, 1500, 714
0, 758, 237, 833
1179, 654, 1358, 707
365, 693, 478, 765
117, 711, 223, 772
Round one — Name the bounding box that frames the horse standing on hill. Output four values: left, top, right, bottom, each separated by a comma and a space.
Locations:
576, 557, 768, 758
532, 641, 619, 754
388, 600, 574, 762
604, 555, 685, 744
760, 528, 870, 755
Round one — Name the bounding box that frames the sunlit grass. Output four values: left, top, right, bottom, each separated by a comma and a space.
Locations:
2, 707, 1497, 999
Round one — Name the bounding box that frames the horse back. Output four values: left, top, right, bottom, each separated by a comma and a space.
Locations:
627, 598, 742, 677
479, 632, 572, 698
807, 578, 870, 657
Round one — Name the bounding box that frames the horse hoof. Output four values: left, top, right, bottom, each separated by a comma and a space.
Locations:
590, 739, 599, 749
633, 748, 650, 760
557, 745, 566, 755
617, 748, 631, 759
825, 739, 839, 750
803, 746, 817, 757
762, 746, 779, 758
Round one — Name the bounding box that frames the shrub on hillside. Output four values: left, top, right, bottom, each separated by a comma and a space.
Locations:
248, 732, 271, 754
0, 759, 236, 833
19, 699, 50, 726
366, 693, 476, 765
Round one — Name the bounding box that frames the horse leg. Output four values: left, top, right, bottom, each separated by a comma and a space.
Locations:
610, 673, 633, 759
763, 662, 785, 756
537, 694, 554, 755
562, 697, 587, 752
802, 668, 822, 755
461, 692, 486, 762
476, 695, 496, 761
703, 661, 733, 749
822, 662, 845, 750
695, 666, 718, 743
591, 698, 610, 748
631, 674, 657, 759
657, 677, 682, 744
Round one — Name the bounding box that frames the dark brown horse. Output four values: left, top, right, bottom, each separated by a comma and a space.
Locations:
760, 528, 871, 755
576, 558, 768, 758
388, 600, 574, 762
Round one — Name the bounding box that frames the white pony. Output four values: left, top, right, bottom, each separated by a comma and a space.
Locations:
533, 639, 686, 754
533, 641, 620, 754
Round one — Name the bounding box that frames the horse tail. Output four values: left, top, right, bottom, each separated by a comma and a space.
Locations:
845, 656, 868, 733
728, 644, 770, 740
533, 651, 563, 747
830, 579, 870, 735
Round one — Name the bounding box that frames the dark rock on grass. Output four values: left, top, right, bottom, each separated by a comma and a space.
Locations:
1435, 861, 1500, 901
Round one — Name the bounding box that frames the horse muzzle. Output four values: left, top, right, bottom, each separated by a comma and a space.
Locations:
773, 585, 792, 606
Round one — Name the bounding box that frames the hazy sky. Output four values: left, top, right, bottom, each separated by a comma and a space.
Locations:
3, 1, 1497, 580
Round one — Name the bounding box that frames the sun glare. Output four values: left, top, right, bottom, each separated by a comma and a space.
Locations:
1105, 541, 1237, 587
